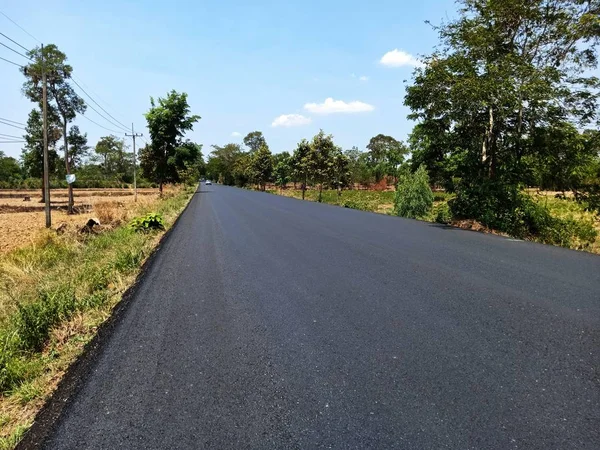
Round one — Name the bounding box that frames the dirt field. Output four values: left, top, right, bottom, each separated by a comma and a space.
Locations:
0, 188, 160, 254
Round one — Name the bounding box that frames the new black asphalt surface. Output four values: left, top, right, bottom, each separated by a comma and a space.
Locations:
39, 184, 600, 449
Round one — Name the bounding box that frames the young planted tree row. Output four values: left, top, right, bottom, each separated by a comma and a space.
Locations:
206, 130, 409, 201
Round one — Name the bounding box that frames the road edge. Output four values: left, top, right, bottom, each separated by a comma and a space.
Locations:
15, 188, 199, 450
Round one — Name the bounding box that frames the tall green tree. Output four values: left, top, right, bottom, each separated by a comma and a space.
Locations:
366, 134, 408, 183
273, 151, 291, 190
142, 90, 201, 192
249, 144, 273, 190
206, 143, 243, 185
331, 149, 351, 199
290, 139, 311, 199
404, 0, 600, 230
344, 147, 372, 186
308, 130, 338, 202
243, 131, 267, 153
95, 135, 126, 178
175, 141, 204, 185
0, 152, 22, 184
63, 125, 89, 170
20, 108, 61, 199
22, 44, 87, 213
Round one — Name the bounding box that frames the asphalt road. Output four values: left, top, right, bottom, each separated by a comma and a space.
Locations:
39, 184, 600, 449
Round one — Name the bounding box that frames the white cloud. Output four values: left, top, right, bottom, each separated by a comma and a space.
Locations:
380, 49, 423, 68
231, 131, 241, 137
271, 114, 312, 128
359, 75, 369, 82
304, 98, 374, 114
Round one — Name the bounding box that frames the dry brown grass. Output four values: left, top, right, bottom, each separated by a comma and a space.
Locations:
0, 188, 167, 254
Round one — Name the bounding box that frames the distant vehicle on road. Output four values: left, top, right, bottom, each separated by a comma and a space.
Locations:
205, 180, 212, 185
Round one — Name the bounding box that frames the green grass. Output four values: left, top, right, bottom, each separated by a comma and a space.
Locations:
0, 186, 194, 448
0, 424, 28, 450
270, 189, 396, 213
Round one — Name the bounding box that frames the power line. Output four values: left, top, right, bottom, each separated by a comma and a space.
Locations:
0, 119, 26, 129
72, 75, 125, 120
79, 98, 130, 133
0, 10, 41, 44
71, 78, 130, 132
0, 132, 23, 139
0, 116, 25, 126
0, 41, 29, 60
0, 140, 25, 143
0, 54, 22, 67
0, 31, 30, 53
79, 113, 126, 134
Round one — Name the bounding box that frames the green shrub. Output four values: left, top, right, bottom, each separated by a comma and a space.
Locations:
15, 288, 77, 352
129, 213, 165, 232
342, 198, 376, 212
433, 202, 453, 224
394, 165, 434, 219
433, 191, 453, 202
451, 181, 597, 247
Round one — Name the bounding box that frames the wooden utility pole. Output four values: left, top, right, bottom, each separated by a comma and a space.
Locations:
125, 124, 142, 202
41, 43, 51, 228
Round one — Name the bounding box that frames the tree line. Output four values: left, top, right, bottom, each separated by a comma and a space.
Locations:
208, 0, 600, 240
205, 130, 409, 200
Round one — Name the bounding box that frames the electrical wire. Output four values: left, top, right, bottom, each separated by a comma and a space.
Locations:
79, 113, 125, 134
0, 140, 25, 143
71, 78, 130, 132
72, 76, 129, 128
0, 119, 26, 130
0, 117, 25, 126
0, 10, 41, 44
0, 132, 23, 139
0, 12, 137, 141
0, 31, 30, 53
0, 54, 22, 67
0, 41, 29, 60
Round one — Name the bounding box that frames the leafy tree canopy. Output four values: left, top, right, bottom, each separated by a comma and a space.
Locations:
142, 90, 200, 190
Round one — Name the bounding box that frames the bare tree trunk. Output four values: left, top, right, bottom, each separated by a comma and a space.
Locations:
482, 105, 494, 178
318, 183, 323, 202
63, 123, 74, 214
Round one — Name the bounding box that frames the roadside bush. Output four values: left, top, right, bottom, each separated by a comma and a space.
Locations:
342, 198, 376, 212
433, 191, 453, 202
433, 202, 453, 224
517, 200, 597, 248
129, 213, 165, 232
15, 287, 77, 352
451, 181, 597, 247
394, 165, 434, 219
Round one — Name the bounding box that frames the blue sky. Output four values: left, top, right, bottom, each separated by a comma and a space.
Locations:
0, 0, 457, 160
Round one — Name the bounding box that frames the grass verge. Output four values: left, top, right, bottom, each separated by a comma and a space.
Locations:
0, 185, 194, 449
